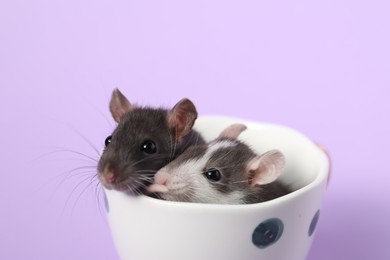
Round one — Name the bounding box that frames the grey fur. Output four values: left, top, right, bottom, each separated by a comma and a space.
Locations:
98, 106, 205, 195
207, 139, 290, 203
153, 136, 290, 204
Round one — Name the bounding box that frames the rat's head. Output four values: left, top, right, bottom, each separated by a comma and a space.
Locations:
148, 124, 285, 204
98, 88, 198, 195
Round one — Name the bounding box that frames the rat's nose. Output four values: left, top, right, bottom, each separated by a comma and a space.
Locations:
154, 171, 169, 186
145, 170, 169, 194
102, 166, 116, 184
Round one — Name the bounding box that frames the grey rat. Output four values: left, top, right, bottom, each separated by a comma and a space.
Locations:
97, 89, 205, 195
147, 124, 290, 204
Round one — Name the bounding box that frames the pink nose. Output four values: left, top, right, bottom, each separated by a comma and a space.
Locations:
146, 170, 170, 194
103, 167, 116, 184
154, 171, 169, 186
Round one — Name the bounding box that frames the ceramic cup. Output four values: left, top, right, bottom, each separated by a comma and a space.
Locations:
104, 116, 330, 260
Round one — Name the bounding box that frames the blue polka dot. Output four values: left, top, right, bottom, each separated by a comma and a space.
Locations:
252, 218, 284, 249
103, 191, 109, 213
308, 210, 320, 236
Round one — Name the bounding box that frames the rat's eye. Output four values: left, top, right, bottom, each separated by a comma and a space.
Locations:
203, 168, 221, 181
105, 136, 112, 147
141, 140, 157, 154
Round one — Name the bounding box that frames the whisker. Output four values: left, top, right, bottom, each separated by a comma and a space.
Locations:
126, 182, 137, 195
138, 175, 153, 180
135, 170, 157, 174
65, 124, 101, 156
138, 176, 154, 185
96, 183, 107, 218
61, 174, 96, 217
92, 103, 116, 131
126, 184, 132, 194
37, 167, 97, 204
94, 179, 106, 218
213, 149, 236, 165
133, 178, 145, 187
151, 192, 163, 200
56, 167, 97, 182
230, 180, 250, 184
127, 183, 142, 196
127, 155, 164, 169
169, 130, 174, 163
40, 147, 99, 163
169, 128, 178, 163
39, 157, 98, 166
70, 174, 98, 219
184, 188, 195, 202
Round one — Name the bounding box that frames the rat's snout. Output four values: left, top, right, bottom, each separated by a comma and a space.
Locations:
154, 171, 169, 186
101, 165, 117, 185
146, 170, 170, 193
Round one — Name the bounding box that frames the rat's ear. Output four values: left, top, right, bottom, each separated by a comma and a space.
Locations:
168, 98, 198, 140
247, 150, 285, 187
109, 88, 133, 123
218, 123, 247, 140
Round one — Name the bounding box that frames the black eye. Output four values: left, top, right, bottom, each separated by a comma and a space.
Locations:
203, 168, 221, 181
141, 140, 157, 154
105, 136, 112, 147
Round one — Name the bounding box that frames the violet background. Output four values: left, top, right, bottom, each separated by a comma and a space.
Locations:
1, 0, 389, 259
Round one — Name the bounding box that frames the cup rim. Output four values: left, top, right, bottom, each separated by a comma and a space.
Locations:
105, 115, 330, 210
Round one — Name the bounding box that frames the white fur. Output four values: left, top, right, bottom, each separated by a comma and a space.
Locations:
160, 140, 245, 204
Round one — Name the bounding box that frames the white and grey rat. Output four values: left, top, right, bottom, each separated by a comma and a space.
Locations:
97, 89, 205, 195
147, 124, 290, 204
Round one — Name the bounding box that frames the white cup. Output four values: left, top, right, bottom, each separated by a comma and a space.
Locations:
104, 116, 330, 260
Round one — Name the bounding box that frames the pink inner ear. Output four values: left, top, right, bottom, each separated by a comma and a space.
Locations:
248, 150, 285, 187
168, 98, 197, 139
109, 88, 132, 123
218, 123, 247, 139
